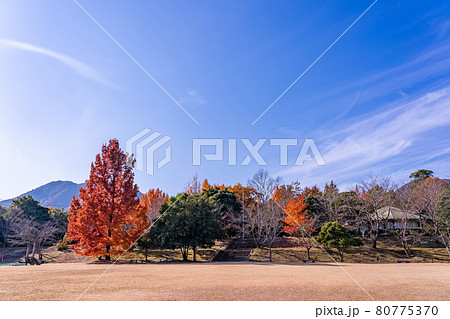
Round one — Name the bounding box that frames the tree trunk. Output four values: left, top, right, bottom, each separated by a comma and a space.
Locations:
37, 245, 42, 263
145, 247, 148, 262
193, 246, 197, 262
31, 242, 36, 260
105, 245, 111, 260
269, 243, 272, 262
402, 240, 410, 258
181, 247, 188, 261
370, 225, 379, 249
419, 213, 425, 232
306, 246, 311, 260
371, 237, 377, 249
25, 243, 30, 265
338, 248, 344, 262
242, 197, 245, 240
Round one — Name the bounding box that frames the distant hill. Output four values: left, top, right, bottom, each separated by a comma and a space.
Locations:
397, 178, 450, 193
0, 180, 144, 210
0, 181, 85, 209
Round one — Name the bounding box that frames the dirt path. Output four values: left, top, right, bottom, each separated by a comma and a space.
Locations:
0, 262, 448, 300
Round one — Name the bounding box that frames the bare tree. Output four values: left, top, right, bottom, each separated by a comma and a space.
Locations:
248, 169, 282, 203
437, 185, 450, 257
227, 184, 256, 240
184, 173, 202, 195
0, 206, 25, 248
247, 169, 284, 261
247, 169, 280, 247
246, 200, 285, 261
260, 201, 285, 262
7, 209, 60, 263
292, 215, 317, 261
394, 217, 422, 258
357, 174, 397, 249
412, 178, 449, 256
394, 187, 423, 257
246, 201, 265, 248
0, 206, 10, 247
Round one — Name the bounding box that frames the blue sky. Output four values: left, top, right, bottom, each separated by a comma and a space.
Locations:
0, 0, 449, 199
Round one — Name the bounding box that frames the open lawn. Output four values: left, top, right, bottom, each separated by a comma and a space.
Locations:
0, 262, 448, 301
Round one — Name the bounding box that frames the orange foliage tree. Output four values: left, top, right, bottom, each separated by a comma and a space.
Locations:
201, 179, 212, 192
140, 188, 168, 222
228, 183, 256, 207
272, 181, 302, 206
201, 179, 227, 193
67, 139, 148, 260
281, 195, 315, 260
302, 185, 321, 197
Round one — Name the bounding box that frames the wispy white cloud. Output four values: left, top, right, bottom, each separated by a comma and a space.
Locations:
279, 87, 450, 188
283, 39, 450, 142
335, 89, 362, 121
0, 38, 112, 86
305, 41, 450, 115
178, 90, 206, 107
274, 36, 450, 189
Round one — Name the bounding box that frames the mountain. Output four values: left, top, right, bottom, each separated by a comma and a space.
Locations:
0, 181, 85, 209
397, 179, 450, 193
0, 180, 144, 210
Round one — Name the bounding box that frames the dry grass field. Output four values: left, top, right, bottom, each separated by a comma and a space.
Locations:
0, 262, 449, 301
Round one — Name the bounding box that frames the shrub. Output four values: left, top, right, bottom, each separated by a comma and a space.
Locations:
56, 235, 75, 251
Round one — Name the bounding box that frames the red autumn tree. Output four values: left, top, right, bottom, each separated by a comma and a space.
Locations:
140, 188, 168, 222
282, 195, 315, 260
67, 139, 148, 260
